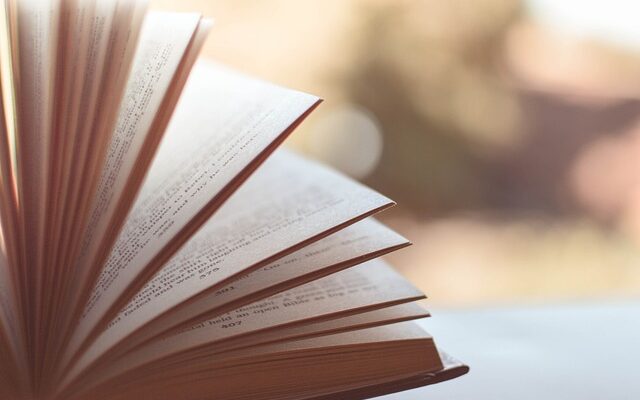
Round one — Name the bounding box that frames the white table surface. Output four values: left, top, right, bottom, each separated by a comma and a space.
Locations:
379, 299, 640, 399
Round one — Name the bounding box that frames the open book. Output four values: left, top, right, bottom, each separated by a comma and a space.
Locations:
0, 1, 468, 399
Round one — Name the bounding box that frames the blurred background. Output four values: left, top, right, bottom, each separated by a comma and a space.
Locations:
150, 0, 640, 307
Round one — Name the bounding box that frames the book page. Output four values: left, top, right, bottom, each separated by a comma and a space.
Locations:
64, 61, 322, 361
46, 0, 121, 285
41, 1, 151, 379
53, 0, 148, 290
217, 319, 434, 360
55, 13, 211, 365
14, 0, 58, 293
66, 150, 393, 378
211, 302, 429, 355
70, 320, 440, 400
168, 259, 424, 351
37, 0, 133, 371
50, 0, 119, 256
72, 217, 408, 375
68, 304, 428, 398
71, 11, 202, 304
64, 260, 424, 392
123, 218, 408, 342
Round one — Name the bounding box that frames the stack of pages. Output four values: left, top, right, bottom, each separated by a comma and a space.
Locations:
0, 1, 468, 399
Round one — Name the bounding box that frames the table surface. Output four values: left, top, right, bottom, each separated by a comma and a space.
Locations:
378, 299, 640, 400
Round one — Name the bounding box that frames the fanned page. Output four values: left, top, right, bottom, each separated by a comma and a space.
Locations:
39, 0, 150, 377
108, 218, 409, 357
60, 10, 209, 344
66, 259, 426, 394
210, 302, 430, 354
64, 217, 409, 382
14, 0, 58, 333
63, 61, 323, 366
76, 322, 449, 400
0, 2, 468, 399
65, 146, 394, 377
